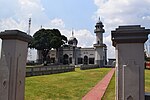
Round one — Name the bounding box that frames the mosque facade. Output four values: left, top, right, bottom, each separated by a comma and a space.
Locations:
37, 18, 107, 66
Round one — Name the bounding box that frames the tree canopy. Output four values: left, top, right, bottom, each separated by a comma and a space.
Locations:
29, 28, 67, 65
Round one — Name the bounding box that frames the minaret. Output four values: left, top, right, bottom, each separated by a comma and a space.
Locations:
28, 18, 31, 35
27, 18, 32, 61
94, 17, 105, 67
95, 17, 105, 45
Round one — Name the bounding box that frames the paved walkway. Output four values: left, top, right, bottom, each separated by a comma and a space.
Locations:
82, 68, 115, 100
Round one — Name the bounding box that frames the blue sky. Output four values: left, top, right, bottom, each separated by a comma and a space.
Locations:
0, 0, 150, 60
42, 0, 96, 31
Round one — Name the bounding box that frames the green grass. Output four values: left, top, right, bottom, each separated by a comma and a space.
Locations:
102, 69, 150, 99
25, 69, 150, 100
145, 70, 150, 92
25, 68, 111, 100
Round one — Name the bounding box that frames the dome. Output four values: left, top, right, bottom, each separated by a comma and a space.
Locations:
68, 30, 78, 46
95, 17, 104, 28
96, 17, 102, 24
68, 36, 78, 46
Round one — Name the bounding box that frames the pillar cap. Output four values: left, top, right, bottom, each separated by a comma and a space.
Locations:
0, 30, 32, 42
111, 25, 150, 47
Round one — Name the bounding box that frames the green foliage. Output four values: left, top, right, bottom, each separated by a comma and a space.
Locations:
50, 29, 67, 49
25, 68, 111, 100
29, 29, 67, 50
29, 28, 67, 64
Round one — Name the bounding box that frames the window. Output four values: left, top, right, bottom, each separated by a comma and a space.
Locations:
78, 58, 83, 64
89, 58, 94, 64
84, 56, 88, 65
69, 57, 72, 64
63, 54, 69, 64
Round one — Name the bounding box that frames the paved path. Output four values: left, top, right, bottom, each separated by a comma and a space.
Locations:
82, 68, 115, 100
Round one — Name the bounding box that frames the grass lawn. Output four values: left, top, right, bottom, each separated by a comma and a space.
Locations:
102, 69, 150, 99
145, 69, 150, 92
25, 68, 111, 100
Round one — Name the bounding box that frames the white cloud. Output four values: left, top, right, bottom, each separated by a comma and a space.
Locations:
0, 17, 27, 32
60, 29, 96, 47
48, 18, 65, 28
17, 0, 45, 18
94, 0, 150, 26
0, 0, 47, 33
75, 29, 95, 47
103, 34, 115, 58
94, 0, 150, 58
74, 29, 96, 47
0, 0, 47, 60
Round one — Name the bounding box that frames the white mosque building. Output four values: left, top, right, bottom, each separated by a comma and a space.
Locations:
37, 18, 107, 67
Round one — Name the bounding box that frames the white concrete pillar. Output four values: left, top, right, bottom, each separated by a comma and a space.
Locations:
0, 30, 32, 100
37, 50, 43, 64
111, 25, 150, 100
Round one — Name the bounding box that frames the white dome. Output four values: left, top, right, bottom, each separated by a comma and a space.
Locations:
68, 36, 78, 46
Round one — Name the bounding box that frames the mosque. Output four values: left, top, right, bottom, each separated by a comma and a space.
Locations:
37, 18, 107, 67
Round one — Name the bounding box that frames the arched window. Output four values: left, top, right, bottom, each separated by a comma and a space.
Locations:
63, 54, 69, 64
84, 56, 88, 65
97, 41, 100, 44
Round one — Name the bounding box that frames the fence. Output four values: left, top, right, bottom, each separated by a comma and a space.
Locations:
26, 65, 75, 77
80, 64, 99, 70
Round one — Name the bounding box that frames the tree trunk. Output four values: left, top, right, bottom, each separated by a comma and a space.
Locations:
55, 48, 59, 64
42, 49, 49, 66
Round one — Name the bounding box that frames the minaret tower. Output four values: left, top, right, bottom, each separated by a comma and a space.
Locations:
27, 18, 32, 61
28, 18, 31, 35
94, 17, 105, 67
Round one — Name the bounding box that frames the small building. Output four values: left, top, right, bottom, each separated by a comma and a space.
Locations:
108, 59, 116, 66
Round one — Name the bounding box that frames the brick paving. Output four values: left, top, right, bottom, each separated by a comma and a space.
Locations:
82, 68, 115, 100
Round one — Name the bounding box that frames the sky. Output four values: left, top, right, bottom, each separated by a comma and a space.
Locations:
0, 0, 150, 60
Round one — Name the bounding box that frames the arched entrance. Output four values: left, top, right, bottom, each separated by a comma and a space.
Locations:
63, 54, 69, 64
84, 56, 88, 65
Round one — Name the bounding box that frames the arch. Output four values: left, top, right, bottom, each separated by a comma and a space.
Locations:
97, 41, 100, 44
63, 54, 69, 64
50, 57, 55, 64
84, 56, 88, 65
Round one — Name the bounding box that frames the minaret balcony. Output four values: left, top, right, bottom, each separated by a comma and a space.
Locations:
94, 29, 105, 33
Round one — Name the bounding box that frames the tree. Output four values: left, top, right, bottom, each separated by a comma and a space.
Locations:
50, 29, 67, 63
51, 29, 67, 49
29, 28, 67, 65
